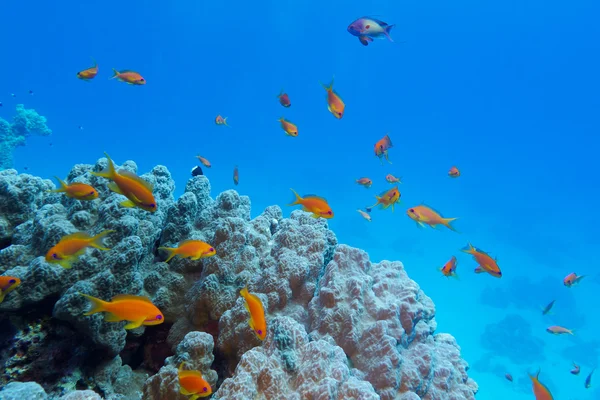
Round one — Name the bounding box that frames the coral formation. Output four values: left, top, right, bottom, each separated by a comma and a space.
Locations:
0, 157, 478, 399
0, 104, 52, 170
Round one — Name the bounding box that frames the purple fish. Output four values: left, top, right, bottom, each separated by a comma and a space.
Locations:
347, 17, 394, 46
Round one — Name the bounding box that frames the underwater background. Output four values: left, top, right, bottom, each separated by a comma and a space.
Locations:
1, 0, 600, 399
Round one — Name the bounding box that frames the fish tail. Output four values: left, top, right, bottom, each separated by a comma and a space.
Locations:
443, 218, 459, 232
158, 246, 178, 262
91, 153, 117, 179
320, 76, 334, 91
0, 291, 5, 304
91, 57, 97, 67
89, 230, 115, 250
384, 24, 395, 42
223, 117, 230, 127
110, 69, 119, 79
50, 176, 67, 193
240, 286, 249, 298
79, 292, 107, 316
287, 188, 303, 206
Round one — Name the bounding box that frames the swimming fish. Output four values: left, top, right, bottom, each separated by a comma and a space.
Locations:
571, 362, 580, 375
50, 177, 98, 201
585, 369, 594, 388
45, 230, 114, 269
91, 153, 157, 212
357, 209, 372, 222
385, 174, 401, 184
278, 117, 298, 137
240, 287, 267, 340
563, 272, 585, 287
178, 362, 212, 399
196, 156, 211, 168
277, 90, 291, 108
215, 115, 229, 126
158, 240, 216, 262
541, 300, 555, 315
448, 166, 460, 178
76, 58, 98, 81
366, 187, 400, 212
321, 77, 345, 119
0, 276, 21, 303
374, 134, 393, 164
288, 189, 334, 219
79, 292, 164, 330
233, 165, 239, 186
347, 17, 394, 46
546, 326, 574, 335
440, 256, 458, 278
356, 177, 373, 188
111, 69, 146, 85
461, 243, 502, 278
529, 369, 554, 400
505, 373, 513, 382
407, 205, 458, 232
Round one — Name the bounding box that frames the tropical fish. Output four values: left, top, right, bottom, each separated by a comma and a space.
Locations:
79, 292, 164, 330
448, 166, 460, 178
440, 256, 458, 278
233, 165, 239, 186
278, 117, 298, 137
357, 209, 372, 222
178, 362, 212, 399
546, 326, 574, 335
356, 177, 372, 188
277, 90, 291, 107
240, 287, 267, 340
196, 156, 211, 168
111, 69, 146, 85
529, 369, 554, 400
45, 230, 114, 269
0, 276, 21, 303
91, 153, 157, 212
585, 369, 594, 388
50, 177, 98, 201
563, 272, 585, 287
76, 58, 98, 81
215, 115, 229, 126
505, 373, 513, 382
158, 240, 216, 262
541, 300, 555, 315
571, 362, 580, 375
407, 205, 458, 232
366, 187, 400, 212
347, 17, 394, 46
374, 134, 393, 164
321, 77, 345, 119
385, 174, 401, 184
461, 243, 502, 278
288, 189, 334, 219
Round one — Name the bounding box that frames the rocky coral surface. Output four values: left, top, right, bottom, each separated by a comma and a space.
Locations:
0, 158, 478, 399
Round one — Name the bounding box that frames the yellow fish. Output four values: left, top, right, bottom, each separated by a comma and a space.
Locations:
240, 287, 267, 340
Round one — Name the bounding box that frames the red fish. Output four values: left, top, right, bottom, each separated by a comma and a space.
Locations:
356, 177, 372, 188
111, 69, 146, 85
215, 115, 229, 126
529, 369, 554, 400
76, 58, 98, 81
563, 272, 585, 287
374, 134, 393, 164
277, 90, 291, 107
440, 256, 458, 278
366, 187, 400, 212
321, 77, 345, 119
448, 166, 460, 177
571, 362, 580, 375
505, 373, 513, 382
461, 243, 502, 278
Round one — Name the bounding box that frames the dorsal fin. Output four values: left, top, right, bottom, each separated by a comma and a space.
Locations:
111, 294, 153, 303
61, 232, 92, 241
179, 239, 207, 247
303, 194, 328, 202
178, 369, 204, 379
119, 170, 154, 191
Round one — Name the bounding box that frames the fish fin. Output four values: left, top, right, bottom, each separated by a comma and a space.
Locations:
79, 292, 107, 315
58, 258, 75, 269
179, 387, 192, 395
359, 36, 372, 46
91, 153, 117, 179
0, 291, 5, 304
158, 246, 178, 262
61, 232, 93, 241
287, 188, 303, 206
443, 218, 459, 232
51, 176, 68, 192
474, 266, 485, 274
111, 294, 153, 303
310, 214, 320, 218
124, 319, 145, 330
452, 273, 460, 280
110, 69, 120, 79
107, 182, 123, 195
223, 117, 230, 127
103, 312, 122, 322
384, 24, 395, 42
179, 370, 204, 379
320, 77, 334, 92
89, 230, 115, 250
118, 170, 154, 191
120, 200, 137, 208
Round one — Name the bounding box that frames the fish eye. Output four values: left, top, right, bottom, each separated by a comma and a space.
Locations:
9, 279, 16, 284
52, 253, 59, 259
209, 247, 214, 252
257, 330, 262, 335
365, 24, 371, 29
203, 387, 208, 392
149, 203, 156, 208
327, 211, 332, 215
89, 191, 95, 195
409, 209, 414, 213
156, 315, 162, 320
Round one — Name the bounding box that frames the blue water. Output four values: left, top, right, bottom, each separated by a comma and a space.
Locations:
2, 0, 600, 398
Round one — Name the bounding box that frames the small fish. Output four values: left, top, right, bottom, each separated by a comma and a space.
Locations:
240, 287, 267, 340
111, 69, 146, 85
215, 115, 229, 126
563, 272, 585, 287
0, 102, 3, 107
357, 209, 372, 222
28, 90, 34, 95
585, 368, 594, 389
233, 165, 239, 186
191, 166, 203, 177
541, 300, 555, 315
374, 134, 393, 164
45, 230, 114, 269
50, 176, 98, 201
277, 90, 291, 107
178, 362, 212, 399
79, 292, 164, 330
571, 362, 580, 375
546, 325, 574, 335
91, 153, 157, 212
356, 177, 373, 188
10, 93, 16, 97
196, 155, 211, 168
461, 243, 502, 278
448, 166, 460, 178
505, 373, 513, 382
366, 187, 400, 212
278, 117, 298, 137
347, 17, 394, 46
385, 174, 401, 184
407, 205, 458, 232
77, 58, 98, 81
78, 125, 84, 130
321, 77, 345, 119
0, 276, 21, 303
158, 240, 216, 262
529, 369, 554, 400
440, 256, 458, 278
288, 189, 334, 219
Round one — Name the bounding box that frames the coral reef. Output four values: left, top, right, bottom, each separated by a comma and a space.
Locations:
0, 104, 52, 170
0, 158, 478, 399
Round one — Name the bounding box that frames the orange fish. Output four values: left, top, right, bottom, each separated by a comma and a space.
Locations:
50, 176, 98, 201
288, 189, 334, 219
240, 287, 267, 340
505, 373, 513, 382
178, 362, 212, 399
277, 90, 291, 107
233, 165, 239, 186
374, 134, 393, 164
158, 240, 216, 262
461, 243, 502, 278
46, 230, 114, 269
79, 292, 164, 330
76, 58, 98, 81
196, 155, 211, 168
440, 256, 458, 278
278, 117, 298, 137
356, 177, 373, 188
215, 115, 229, 126
529, 369, 554, 400
0, 276, 21, 303
563, 272, 585, 287
571, 362, 580, 375
91, 153, 157, 212
366, 186, 400, 212
321, 77, 345, 119
448, 166, 460, 178
546, 325, 574, 335
111, 69, 146, 85
357, 209, 372, 222
407, 205, 458, 232
385, 174, 401, 184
